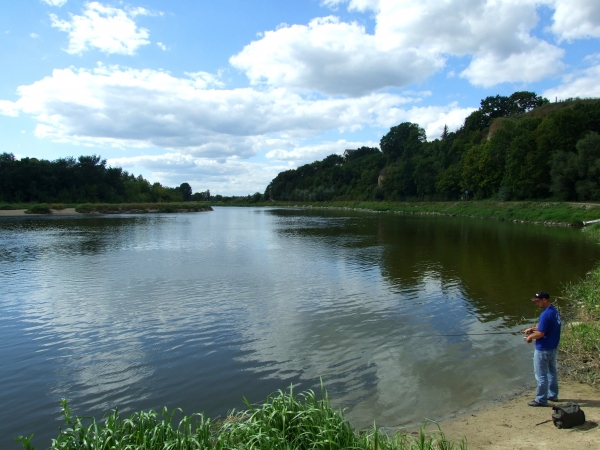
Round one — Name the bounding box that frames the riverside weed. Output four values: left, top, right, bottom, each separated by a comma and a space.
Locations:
18, 387, 466, 450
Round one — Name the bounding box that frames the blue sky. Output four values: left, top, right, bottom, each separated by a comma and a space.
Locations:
1, 0, 599, 195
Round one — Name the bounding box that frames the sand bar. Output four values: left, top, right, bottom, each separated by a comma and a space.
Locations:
0, 208, 82, 216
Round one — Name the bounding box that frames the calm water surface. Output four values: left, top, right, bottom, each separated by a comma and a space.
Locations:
1, 207, 599, 448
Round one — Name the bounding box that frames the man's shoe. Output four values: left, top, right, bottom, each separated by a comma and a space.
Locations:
548, 397, 559, 402
528, 401, 548, 407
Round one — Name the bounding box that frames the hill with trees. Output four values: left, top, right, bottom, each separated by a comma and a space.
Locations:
264, 93, 600, 202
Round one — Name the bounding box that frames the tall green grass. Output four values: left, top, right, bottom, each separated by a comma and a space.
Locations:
17, 387, 466, 450
560, 250, 600, 386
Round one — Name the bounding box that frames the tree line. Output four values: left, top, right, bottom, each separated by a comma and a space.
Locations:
0, 154, 209, 204
264, 92, 600, 202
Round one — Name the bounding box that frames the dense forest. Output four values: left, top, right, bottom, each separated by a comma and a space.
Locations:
0, 154, 210, 204
3, 92, 599, 205
265, 93, 600, 202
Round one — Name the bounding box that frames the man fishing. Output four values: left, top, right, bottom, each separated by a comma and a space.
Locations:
524, 291, 561, 407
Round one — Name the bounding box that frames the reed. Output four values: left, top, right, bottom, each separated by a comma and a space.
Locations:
16, 387, 466, 450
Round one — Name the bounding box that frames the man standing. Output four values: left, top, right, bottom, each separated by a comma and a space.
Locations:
524, 291, 561, 406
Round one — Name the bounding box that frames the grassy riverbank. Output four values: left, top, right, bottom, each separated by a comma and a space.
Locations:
17, 388, 465, 450
216, 200, 600, 226
559, 223, 600, 386
0, 202, 213, 214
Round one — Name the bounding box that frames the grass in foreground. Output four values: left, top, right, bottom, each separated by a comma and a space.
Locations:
17, 387, 466, 450
559, 225, 600, 386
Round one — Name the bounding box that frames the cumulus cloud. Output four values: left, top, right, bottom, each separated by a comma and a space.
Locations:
551, 0, 600, 41
266, 139, 379, 162
320, 0, 378, 12
231, 16, 443, 97
543, 63, 600, 100
50, 2, 151, 55
41, 0, 67, 6
232, 0, 568, 94
0, 100, 19, 117
460, 37, 565, 87
376, 103, 477, 140
6, 64, 425, 158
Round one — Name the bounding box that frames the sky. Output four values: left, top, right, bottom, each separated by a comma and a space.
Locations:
1, 0, 599, 196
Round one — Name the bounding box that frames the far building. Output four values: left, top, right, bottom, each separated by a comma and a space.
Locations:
343, 149, 357, 159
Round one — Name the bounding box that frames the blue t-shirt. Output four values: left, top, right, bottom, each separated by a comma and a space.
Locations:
536, 304, 561, 351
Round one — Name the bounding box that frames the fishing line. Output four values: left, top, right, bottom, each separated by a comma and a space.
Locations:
402, 330, 524, 338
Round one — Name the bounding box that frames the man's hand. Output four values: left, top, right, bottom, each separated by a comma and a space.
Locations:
524, 329, 545, 343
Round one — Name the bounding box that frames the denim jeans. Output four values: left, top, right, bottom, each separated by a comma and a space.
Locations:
534, 348, 558, 404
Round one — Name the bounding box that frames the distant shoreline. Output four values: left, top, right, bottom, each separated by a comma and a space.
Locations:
0, 208, 82, 217
0, 206, 213, 217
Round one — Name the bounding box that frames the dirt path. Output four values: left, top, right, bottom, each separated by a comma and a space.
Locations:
437, 379, 599, 449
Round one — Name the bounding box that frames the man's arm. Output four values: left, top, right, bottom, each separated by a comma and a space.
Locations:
525, 327, 546, 344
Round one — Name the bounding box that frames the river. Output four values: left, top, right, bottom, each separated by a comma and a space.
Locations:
1, 207, 598, 448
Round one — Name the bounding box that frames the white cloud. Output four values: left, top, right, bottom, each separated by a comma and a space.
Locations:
0, 100, 19, 117
50, 2, 151, 55
157, 42, 167, 51
372, 0, 565, 86
551, 0, 600, 42
320, 0, 378, 12
266, 139, 379, 162
41, 0, 67, 6
107, 153, 289, 195
375, 103, 477, 140
230, 16, 444, 97
460, 37, 565, 87
543, 64, 600, 100
184, 71, 224, 89
30, 33, 39, 38
6, 64, 423, 158
232, 0, 567, 94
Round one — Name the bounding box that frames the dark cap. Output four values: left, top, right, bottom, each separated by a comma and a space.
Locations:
532, 291, 550, 301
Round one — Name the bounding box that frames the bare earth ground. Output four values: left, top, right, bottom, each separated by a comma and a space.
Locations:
0, 208, 80, 216
436, 379, 599, 449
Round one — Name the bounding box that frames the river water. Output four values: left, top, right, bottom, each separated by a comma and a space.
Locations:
1, 207, 598, 448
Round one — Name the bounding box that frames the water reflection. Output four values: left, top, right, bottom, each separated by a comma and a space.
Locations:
1, 208, 598, 449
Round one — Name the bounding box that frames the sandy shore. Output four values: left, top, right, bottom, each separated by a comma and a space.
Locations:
0, 208, 82, 216
436, 378, 599, 449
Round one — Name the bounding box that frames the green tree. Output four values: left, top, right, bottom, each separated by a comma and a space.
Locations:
380, 122, 426, 160
574, 132, 600, 200
179, 182, 192, 201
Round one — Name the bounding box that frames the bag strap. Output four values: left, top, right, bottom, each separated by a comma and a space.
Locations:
552, 402, 579, 413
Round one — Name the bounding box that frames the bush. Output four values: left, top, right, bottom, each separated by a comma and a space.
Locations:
24, 204, 52, 214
